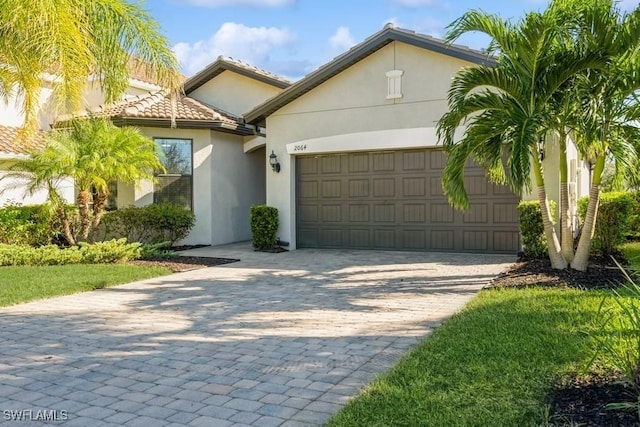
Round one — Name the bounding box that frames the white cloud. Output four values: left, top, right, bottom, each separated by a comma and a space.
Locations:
173, 22, 296, 76
181, 0, 294, 7
329, 27, 356, 52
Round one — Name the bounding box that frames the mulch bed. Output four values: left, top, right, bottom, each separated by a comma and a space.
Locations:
489, 254, 640, 426
549, 374, 640, 426
130, 256, 239, 272
488, 255, 632, 290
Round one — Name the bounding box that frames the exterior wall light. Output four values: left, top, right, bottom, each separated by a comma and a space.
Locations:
269, 150, 281, 173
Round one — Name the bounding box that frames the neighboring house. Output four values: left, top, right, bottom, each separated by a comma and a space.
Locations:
0, 56, 291, 246
0, 59, 164, 207
0, 125, 74, 206
245, 24, 590, 253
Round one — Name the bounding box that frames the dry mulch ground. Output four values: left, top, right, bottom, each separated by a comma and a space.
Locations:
490, 255, 639, 426
488, 255, 630, 290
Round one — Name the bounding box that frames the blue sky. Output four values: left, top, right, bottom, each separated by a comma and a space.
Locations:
148, 0, 637, 80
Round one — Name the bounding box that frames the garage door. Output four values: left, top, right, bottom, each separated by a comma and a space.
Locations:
296, 149, 520, 253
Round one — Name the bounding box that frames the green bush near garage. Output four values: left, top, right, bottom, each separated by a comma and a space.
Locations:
250, 205, 279, 250
518, 200, 556, 258
578, 191, 633, 256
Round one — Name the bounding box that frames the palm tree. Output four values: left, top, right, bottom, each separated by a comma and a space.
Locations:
11, 118, 164, 245
0, 0, 181, 137
548, 0, 640, 271
437, 8, 607, 269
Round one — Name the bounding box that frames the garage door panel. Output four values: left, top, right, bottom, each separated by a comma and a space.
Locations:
349, 229, 371, 247
374, 229, 396, 248
403, 151, 426, 170
403, 203, 426, 223
348, 154, 369, 173
296, 149, 520, 253
373, 152, 395, 171
494, 231, 520, 252
321, 180, 342, 198
403, 177, 426, 197
463, 204, 488, 223
348, 179, 369, 197
431, 230, 454, 250
464, 231, 488, 251
431, 204, 454, 223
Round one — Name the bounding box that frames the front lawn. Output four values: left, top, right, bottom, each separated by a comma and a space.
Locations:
0, 264, 171, 307
329, 244, 640, 426
328, 287, 614, 426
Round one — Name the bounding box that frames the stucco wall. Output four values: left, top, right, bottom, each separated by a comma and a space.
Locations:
136, 127, 213, 245
190, 71, 282, 116
265, 41, 477, 248
0, 160, 74, 206
210, 134, 265, 245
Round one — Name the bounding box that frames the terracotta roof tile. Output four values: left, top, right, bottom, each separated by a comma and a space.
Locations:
0, 125, 46, 156
57, 91, 241, 125
219, 56, 292, 86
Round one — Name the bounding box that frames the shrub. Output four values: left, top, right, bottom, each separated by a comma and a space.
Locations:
629, 190, 640, 239
518, 200, 555, 258
0, 203, 57, 246
578, 191, 633, 256
99, 203, 195, 245
0, 239, 141, 266
250, 205, 278, 250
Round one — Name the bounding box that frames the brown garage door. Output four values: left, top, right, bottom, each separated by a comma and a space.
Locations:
296, 149, 520, 253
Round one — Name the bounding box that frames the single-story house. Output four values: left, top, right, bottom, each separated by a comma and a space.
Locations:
1, 27, 590, 253
244, 24, 590, 253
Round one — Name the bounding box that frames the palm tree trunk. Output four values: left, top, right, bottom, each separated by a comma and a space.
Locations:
77, 189, 92, 240
572, 155, 605, 272
533, 154, 567, 269
48, 184, 75, 245
558, 132, 574, 262
90, 190, 109, 240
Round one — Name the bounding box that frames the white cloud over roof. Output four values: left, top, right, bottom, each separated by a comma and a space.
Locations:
329, 27, 356, 52
174, 22, 296, 76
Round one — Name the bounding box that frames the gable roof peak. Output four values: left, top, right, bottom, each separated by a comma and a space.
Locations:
184, 56, 292, 94
245, 24, 494, 124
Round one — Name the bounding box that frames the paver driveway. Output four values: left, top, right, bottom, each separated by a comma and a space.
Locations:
0, 245, 514, 426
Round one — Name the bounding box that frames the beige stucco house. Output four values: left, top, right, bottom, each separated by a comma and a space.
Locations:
1, 26, 589, 251
245, 25, 590, 253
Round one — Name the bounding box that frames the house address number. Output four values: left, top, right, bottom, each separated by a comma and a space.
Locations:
293, 144, 307, 152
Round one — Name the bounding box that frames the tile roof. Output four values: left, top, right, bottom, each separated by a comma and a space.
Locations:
0, 125, 46, 156
184, 56, 292, 94
126, 57, 187, 86
57, 91, 241, 125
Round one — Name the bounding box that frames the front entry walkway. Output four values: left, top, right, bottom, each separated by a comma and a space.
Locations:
0, 245, 514, 426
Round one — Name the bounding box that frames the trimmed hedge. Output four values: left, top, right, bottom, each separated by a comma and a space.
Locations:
629, 190, 640, 239
99, 203, 195, 245
578, 191, 633, 256
0, 203, 57, 246
250, 205, 278, 250
518, 200, 555, 258
0, 238, 142, 266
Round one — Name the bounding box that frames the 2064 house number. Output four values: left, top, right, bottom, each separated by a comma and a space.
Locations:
293, 144, 307, 152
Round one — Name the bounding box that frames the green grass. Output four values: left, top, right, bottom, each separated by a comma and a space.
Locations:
621, 241, 640, 270
328, 287, 616, 426
0, 264, 171, 307
329, 243, 640, 426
